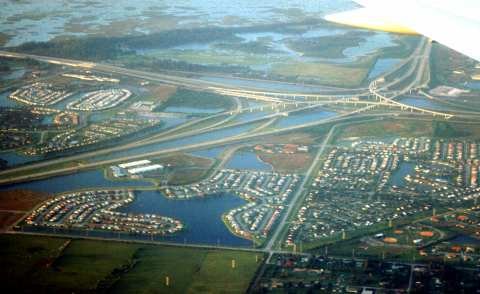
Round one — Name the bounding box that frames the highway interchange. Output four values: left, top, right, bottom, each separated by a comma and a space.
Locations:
1, 35, 480, 257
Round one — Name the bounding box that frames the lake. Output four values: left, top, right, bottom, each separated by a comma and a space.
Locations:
4, 170, 252, 246
1, 0, 355, 46
226, 151, 272, 171
391, 162, 415, 188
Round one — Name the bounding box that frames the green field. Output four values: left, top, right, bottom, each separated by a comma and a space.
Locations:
0, 234, 262, 293
338, 118, 433, 139
156, 88, 235, 111
338, 118, 480, 141
286, 31, 373, 59
113, 248, 261, 293
147, 48, 376, 88
145, 49, 281, 66
271, 56, 376, 88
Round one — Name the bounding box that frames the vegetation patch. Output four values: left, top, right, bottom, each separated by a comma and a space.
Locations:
433, 121, 470, 138
0, 234, 67, 291
144, 84, 177, 103
186, 250, 261, 293
271, 56, 375, 88
0, 32, 10, 47
35, 240, 140, 292
214, 41, 280, 55
261, 132, 316, 145
0, 234, 263, 293
0, 212, 24, 231
286, 31, 373, 59
168, 168, 211, 186
0, 189, 49, 211
258, 152, 313, 173
339, 119, 434, 139
108, 247, 261, 293
430, 43, 478, 88
157, 88, 234, 111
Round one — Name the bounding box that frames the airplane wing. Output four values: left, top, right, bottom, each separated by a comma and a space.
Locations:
325, 0, 480, 61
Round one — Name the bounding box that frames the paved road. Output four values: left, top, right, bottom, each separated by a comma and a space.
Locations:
0, 102, 325, 180
2, 110, 476, 186
0, 37, 437, 183
0, 50, 365, 95
0, 112, 344, 185
265, 124, 337, 251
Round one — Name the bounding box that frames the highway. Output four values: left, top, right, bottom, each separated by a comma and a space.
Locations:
0, 102, 324, 180
1, 34, 476, 255
265, 124, 337, 251
0, 109, 356, 185
2, 27, 480, 294
0, 36, 440, 184
0, 108, 456, 186
0, 50, 365, 96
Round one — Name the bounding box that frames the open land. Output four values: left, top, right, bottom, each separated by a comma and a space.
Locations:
1, 2, 480, 292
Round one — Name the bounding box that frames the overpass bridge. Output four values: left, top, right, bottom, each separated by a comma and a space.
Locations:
208, 86, 365, 101
212, 86, 455, 119
370, 83, 454, 119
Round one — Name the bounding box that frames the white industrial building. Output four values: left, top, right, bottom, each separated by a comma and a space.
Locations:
127, 164, 164, 175
118, 160, 151, 169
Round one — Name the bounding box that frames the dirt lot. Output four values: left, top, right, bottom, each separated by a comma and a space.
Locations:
340, 120, 434, 139
261, 132, 316, 145
0, 189, 49, 211
0, 212, 24, 231
146, 84, 177, 103
258, 152, 313, 173
154, 153, 213, 169
0, 189, 48, 231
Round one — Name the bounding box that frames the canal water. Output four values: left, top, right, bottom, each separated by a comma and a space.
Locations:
466, 81, 480, 90
0, 116, 253, 167
449, 234, 480, 245
235, 109, 273, 123
1, 108, 336, 167
399, 97, 447, 111
89, 123, 257, 162
391, 162, 415, 188
367, 58, 401, 80
0, 90, 20, 108
275, 110, 337, 128
163, 106, 224, 114
0, 151, 41, 167
0, 170, 151, 194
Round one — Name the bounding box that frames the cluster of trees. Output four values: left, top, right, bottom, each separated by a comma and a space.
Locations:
12, 19, 327, 61
433, 121, 469, 138
14, 37, 122, 60
10, 19, 347, 86
287, 31, 372, 59
0, 107, 43, 129
0, 63, 10, 72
